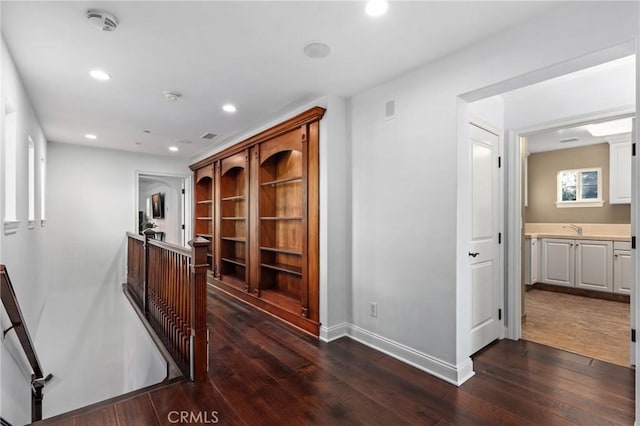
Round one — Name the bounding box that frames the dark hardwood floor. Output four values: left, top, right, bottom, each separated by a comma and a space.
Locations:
38, 288, 635, 425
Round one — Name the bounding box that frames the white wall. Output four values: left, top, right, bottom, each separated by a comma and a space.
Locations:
349, 1, 639, 384
0, 35, 48, 425
192, 95, 351, 338
45, 142, 190, 292
138, 176, 184, 246
34, 142, 189, 417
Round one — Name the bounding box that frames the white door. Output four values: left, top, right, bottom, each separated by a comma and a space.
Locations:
575, 240, 613, 292
541, 239, 574, 287
469, 123, 501, 354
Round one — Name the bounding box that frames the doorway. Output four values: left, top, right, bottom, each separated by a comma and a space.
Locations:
460, 50, 637, 363
136, 173, 190, 247
519, 115, 634, 366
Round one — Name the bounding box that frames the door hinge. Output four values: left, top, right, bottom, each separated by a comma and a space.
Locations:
498, 156, 502, 168
181, 224, 185, 230
632, 329, 636, 343
498, 232, 502, 244
498, 309, 502, 321
633, 143, 636, 157
632, 236, 636, 249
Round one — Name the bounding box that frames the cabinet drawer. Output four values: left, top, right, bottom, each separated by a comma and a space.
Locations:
614, 241, 631, 251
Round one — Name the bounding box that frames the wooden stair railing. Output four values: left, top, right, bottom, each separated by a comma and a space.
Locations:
1, 265, 51, 423
125, 231, 209, 382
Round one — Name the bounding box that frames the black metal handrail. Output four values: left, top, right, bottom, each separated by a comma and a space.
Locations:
1, 264, 50, 422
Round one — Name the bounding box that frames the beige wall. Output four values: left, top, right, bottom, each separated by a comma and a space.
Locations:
525, 143, 630, 224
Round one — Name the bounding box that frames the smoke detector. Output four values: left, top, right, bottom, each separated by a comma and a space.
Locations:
163, 91, 181, 102
87, 10, 119, 32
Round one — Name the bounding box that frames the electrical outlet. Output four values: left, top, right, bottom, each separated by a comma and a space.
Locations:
369, 302, 377, 318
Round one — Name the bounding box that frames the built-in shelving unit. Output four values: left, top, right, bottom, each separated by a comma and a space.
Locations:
219, 151, 248, 287
189, 106, 325, 336
194, 165, 214, 273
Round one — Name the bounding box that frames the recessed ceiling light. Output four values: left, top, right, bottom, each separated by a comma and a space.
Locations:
303, 42, 332, 59
169, 146, 179, 152
366, 0, 388, 17
222, 104, 237, 113
586, 118, 632, 137
85, 134, 97, 140
89, 69, 110, 81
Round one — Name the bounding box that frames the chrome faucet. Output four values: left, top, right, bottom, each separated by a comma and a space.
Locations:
563, 224, 583, 235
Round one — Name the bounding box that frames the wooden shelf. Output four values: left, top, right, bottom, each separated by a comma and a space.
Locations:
261, 176, 302, 187
197, 217, 213, 220
260, 217, 302, 221
222, 257, 246, 267
222, 237, 246, 243
221, 195, 246, 201
260, 262, 302, 276
222, 217, 246, 220
196, 200, 213, 204
260, 246, 302, 256
259, 289, 300, 313
197, 234, 213, 239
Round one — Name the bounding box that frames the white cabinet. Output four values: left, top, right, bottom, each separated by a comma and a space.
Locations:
614, 241, 632, 295
540, 238, 613, 292
574, 240, 613, 292
540, 239, 574, 287
524, 237, 538, 285
609, 138, 632, 204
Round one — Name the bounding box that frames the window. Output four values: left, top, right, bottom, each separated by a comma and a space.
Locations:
4, 99, 17, 226
40, 156, 46, 223
28, 136, 35, 225
556, 168, 604, 208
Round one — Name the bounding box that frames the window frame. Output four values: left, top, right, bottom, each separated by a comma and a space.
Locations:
555, 167, 604, 208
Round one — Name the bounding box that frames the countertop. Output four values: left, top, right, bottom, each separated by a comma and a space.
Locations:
524, 223, 630, 242
525, 233, 630, 242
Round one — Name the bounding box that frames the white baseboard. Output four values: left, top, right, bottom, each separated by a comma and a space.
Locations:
344, 324, 475, 386
319, 322, 349, 342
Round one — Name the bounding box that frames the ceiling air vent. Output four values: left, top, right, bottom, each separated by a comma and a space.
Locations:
559, 137, 579, 143
87, 10, 119, 32
200, 132, 217, 140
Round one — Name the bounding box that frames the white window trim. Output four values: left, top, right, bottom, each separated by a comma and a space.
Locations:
555, 167, 604, 208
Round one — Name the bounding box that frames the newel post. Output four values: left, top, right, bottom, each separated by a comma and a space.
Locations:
143, 229, 156, 315
189, 236, 209, 382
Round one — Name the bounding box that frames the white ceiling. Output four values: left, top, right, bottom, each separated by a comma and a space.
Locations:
515, 55, 636, 153
1, 1, 562, 158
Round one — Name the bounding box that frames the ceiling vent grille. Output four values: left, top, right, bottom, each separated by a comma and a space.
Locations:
559, 137, 579, 143
200, 132, 218, 140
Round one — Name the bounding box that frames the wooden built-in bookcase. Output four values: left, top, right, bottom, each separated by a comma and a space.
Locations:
194, 164, 214, 275
190, 106, 325, 335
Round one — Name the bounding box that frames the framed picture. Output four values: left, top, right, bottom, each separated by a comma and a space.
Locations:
151, 193, 164, 218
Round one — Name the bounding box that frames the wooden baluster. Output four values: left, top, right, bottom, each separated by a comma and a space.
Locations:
143, 229, 156, 316
189, 237, 209, 381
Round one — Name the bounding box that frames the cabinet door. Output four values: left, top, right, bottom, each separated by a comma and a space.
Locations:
614, 250, 632, 294
609, 141, 632, 204
541, 239, 574, 287
575, 240, 613, 292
